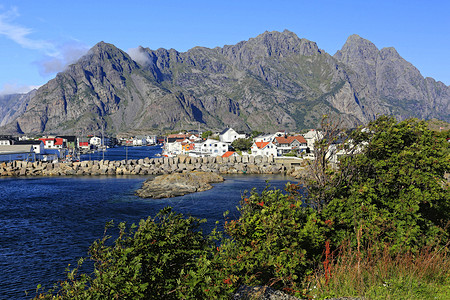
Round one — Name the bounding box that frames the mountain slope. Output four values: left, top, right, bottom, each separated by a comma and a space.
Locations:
1, 30, 449, 134
334, 34, 450, 121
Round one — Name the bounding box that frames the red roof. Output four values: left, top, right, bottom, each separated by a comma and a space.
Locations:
222, 151, 236, 158
167, 134, 190, 139
254, 141, 270, 149
274, 135, 306, 144
39, 137, 64, 145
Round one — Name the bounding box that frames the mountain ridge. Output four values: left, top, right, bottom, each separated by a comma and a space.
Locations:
1, 30, 449, 134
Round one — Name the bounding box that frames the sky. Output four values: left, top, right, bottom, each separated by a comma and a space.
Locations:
1, 0, 449, 95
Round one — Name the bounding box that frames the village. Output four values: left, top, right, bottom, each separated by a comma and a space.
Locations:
0, 127, 347, 164
162, 128, 321, 158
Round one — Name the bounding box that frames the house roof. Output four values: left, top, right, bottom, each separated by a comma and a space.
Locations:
39, 137, 64, 145
219, 128, 232, 135
167, 134, 189, 139
222, 151, 236, 158
254, 141, 270, 149
58, 135, 77, 142
14, 140, 43, 145
167, 137, 186, 143
0, 145, 33, 154
274, 135, 307, 144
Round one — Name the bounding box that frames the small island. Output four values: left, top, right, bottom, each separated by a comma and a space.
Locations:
135, 171, 225, 199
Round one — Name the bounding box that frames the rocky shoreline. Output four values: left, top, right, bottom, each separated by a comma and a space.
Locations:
0, 155, 308, 178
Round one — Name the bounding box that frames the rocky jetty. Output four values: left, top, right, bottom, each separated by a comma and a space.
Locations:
136, 171, 224, 198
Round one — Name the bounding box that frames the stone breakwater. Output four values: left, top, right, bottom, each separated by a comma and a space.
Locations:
0, 155, 306, 177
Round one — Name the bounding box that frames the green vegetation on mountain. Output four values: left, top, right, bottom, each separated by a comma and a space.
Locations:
35, 117, 449, 299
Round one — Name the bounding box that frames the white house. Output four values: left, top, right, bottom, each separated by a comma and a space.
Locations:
303, 129, 323, 150
164, 141, 183, 156
0, 139, 12, 145
146, 135, 157, 145
253, 131, 285, 143
39, 137, 65, 149
250, 141, 277, 157
273, 135, 308, 156
193, 139, 229, 157
89, 136, 102, 146
219, 128, 246, 143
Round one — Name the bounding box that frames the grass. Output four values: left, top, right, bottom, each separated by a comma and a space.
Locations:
305, 241, 450, 299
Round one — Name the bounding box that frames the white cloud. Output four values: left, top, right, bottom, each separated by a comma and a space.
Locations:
127, 46, 151, 66
36, 42, 90, 75
0, 7, 90, 84
0, 7, 56, 55
0, 82, 41, 95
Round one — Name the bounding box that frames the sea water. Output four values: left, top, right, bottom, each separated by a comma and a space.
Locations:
0, 174, 293, 299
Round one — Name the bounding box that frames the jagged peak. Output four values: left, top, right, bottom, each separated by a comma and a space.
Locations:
341, 34, 379, 51
221, 29, 320, 59
81, 41, 136, 62
334, 34, 379, 63
379, 46, 401, 59
88, 41, 125, 55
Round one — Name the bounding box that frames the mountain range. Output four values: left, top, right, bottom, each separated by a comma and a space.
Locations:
1, 30, 449, 135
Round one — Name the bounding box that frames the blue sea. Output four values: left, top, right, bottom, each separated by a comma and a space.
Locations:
79, 145, 163, 161
0, 146, 295, 299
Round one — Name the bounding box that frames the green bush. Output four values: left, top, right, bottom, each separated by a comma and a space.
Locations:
231, 138, 253, 151
321, 117, 450, 252
35, 207, 211, 299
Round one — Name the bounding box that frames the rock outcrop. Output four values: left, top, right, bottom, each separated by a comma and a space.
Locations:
135, 171, 224, 198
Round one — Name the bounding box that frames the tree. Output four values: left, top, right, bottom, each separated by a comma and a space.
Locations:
251, 130, 263, 138
321, 116, 450, 251
231, 138, 253, 152
201, 130, 212, 139
301, 115, 357, 212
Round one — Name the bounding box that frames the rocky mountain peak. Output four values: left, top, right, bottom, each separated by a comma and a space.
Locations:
250, 30, 320, 56
219, 30, 321, 68
77, 41, 139, 73
334, 34, 379, 64
0, 30, 448, 135
379, 47, 401, 60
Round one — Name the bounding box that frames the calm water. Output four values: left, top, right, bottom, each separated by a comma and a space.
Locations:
0, 174, 293, 299
79, 145, 163, 161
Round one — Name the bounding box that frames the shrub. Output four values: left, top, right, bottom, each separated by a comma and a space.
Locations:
193, 184, 331, 298
321, 117, 450, 252
35, 207, 211, 299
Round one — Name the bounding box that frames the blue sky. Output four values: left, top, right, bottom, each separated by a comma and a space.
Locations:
1, 0, 449, 95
